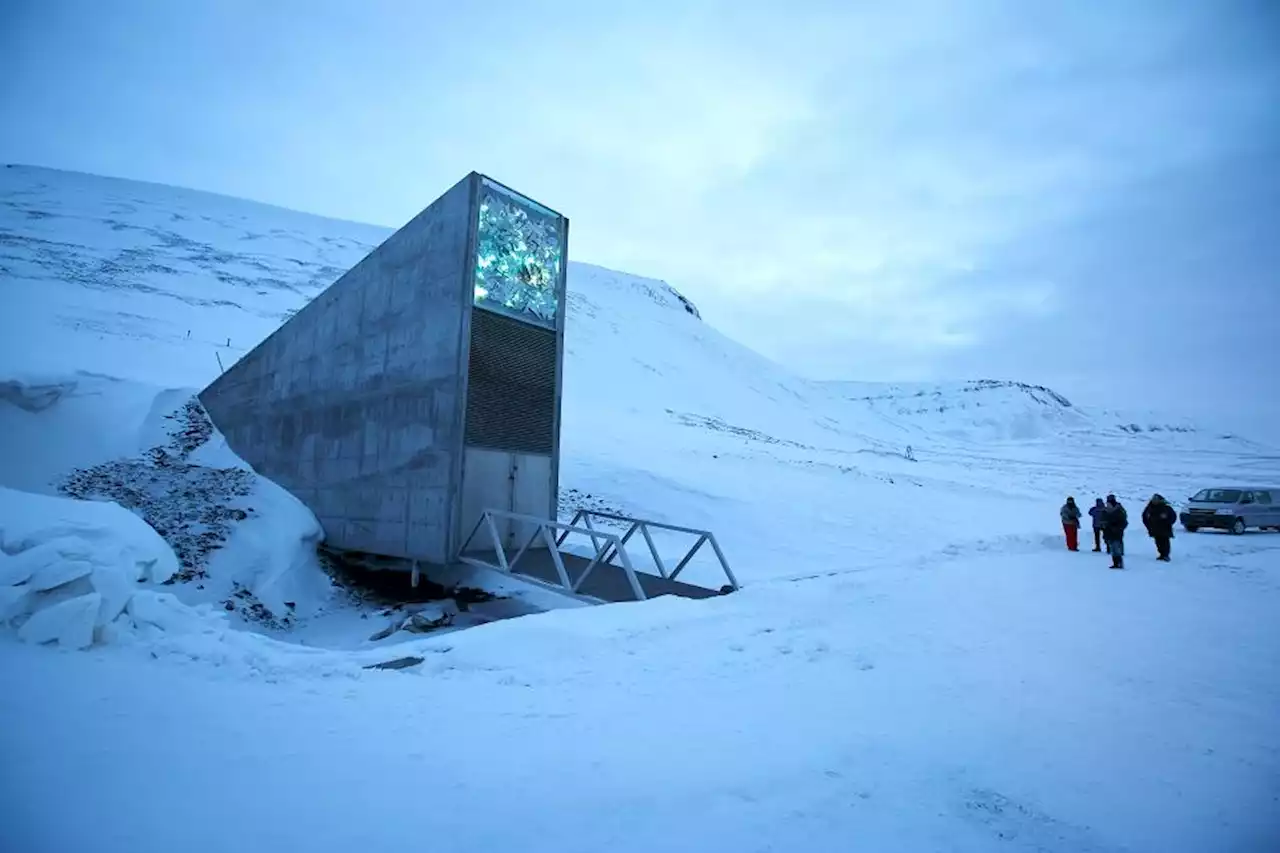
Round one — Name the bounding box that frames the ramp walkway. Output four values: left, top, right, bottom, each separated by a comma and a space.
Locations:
456, 509, 739, 604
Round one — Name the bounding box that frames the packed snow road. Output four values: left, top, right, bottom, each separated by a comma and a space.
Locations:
3, 532, 1277, 853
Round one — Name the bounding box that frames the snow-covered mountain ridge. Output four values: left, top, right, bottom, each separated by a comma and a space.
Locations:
2, 163, 1261, 447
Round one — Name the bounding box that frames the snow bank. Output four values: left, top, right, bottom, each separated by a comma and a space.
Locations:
190, 430, 333, 624
29, 387, 337, 628
0, 371, 161, 495
0, 486, 216, 649
0, 365, 336, 628
202, 475, 331, 622
0, 487, 178, 582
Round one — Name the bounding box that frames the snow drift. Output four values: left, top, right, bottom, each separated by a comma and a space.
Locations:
0, 368, 334, 630
0, 486, 197, 648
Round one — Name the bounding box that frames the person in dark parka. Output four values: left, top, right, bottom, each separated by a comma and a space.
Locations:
1087, 497, 1106, 552
1102, 494, 1128, 569
1142, 493, 1177, 562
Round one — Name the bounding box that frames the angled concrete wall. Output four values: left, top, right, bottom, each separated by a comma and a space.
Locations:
199, 174, 478, 564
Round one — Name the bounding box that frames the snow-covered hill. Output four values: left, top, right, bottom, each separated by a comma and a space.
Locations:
2, 164, 1279, 853
3, 165, 1270, 545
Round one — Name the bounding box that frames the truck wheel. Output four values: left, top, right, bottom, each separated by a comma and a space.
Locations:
1231, 518, 1246, 535
1184, 525, 1199, 533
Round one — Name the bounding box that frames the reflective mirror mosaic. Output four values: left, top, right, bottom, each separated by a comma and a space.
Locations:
473, 179, 564, 327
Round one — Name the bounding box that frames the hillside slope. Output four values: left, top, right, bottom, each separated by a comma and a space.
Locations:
2, 163, 1276, 590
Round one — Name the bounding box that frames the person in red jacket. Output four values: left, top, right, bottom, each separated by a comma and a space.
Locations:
1060, 496, 1083, 551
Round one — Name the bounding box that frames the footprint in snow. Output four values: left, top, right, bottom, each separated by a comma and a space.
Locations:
960, 787, 1115, 851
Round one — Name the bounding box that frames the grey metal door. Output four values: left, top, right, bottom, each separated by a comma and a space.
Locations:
460, 446, 514, 553
510, 453, 553, 549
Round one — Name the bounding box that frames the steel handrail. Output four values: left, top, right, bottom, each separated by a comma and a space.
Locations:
459, 509, 647, 601
558, 509, 740, 592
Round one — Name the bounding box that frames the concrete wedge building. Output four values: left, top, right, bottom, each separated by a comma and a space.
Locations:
199, 172, 568, 567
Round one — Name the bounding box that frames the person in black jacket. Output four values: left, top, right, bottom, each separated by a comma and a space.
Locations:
1142, 493, 1177, 562
1102, 494, 1128, 569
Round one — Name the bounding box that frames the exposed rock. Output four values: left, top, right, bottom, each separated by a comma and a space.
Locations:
59, 398, 254, 583
367, 602, 457, 640
363, 656, 425, 671
0, 378, 76, 412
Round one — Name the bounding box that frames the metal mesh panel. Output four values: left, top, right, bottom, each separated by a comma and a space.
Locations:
464, 307, 556, 453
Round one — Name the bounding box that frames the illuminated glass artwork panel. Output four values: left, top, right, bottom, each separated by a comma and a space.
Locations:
473, 179, 564, 327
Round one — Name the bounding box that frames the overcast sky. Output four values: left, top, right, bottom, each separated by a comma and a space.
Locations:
2, 0, 1277, 421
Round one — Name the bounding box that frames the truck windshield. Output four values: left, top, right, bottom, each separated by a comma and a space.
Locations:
1192, 489, 1242, 503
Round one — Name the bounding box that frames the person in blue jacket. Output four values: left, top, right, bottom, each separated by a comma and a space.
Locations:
1087, 498, 1106, 552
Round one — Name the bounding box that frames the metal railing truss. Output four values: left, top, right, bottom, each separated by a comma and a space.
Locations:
457, 508, 739, 602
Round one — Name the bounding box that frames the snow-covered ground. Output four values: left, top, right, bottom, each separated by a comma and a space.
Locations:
1, 164, 1278, 852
